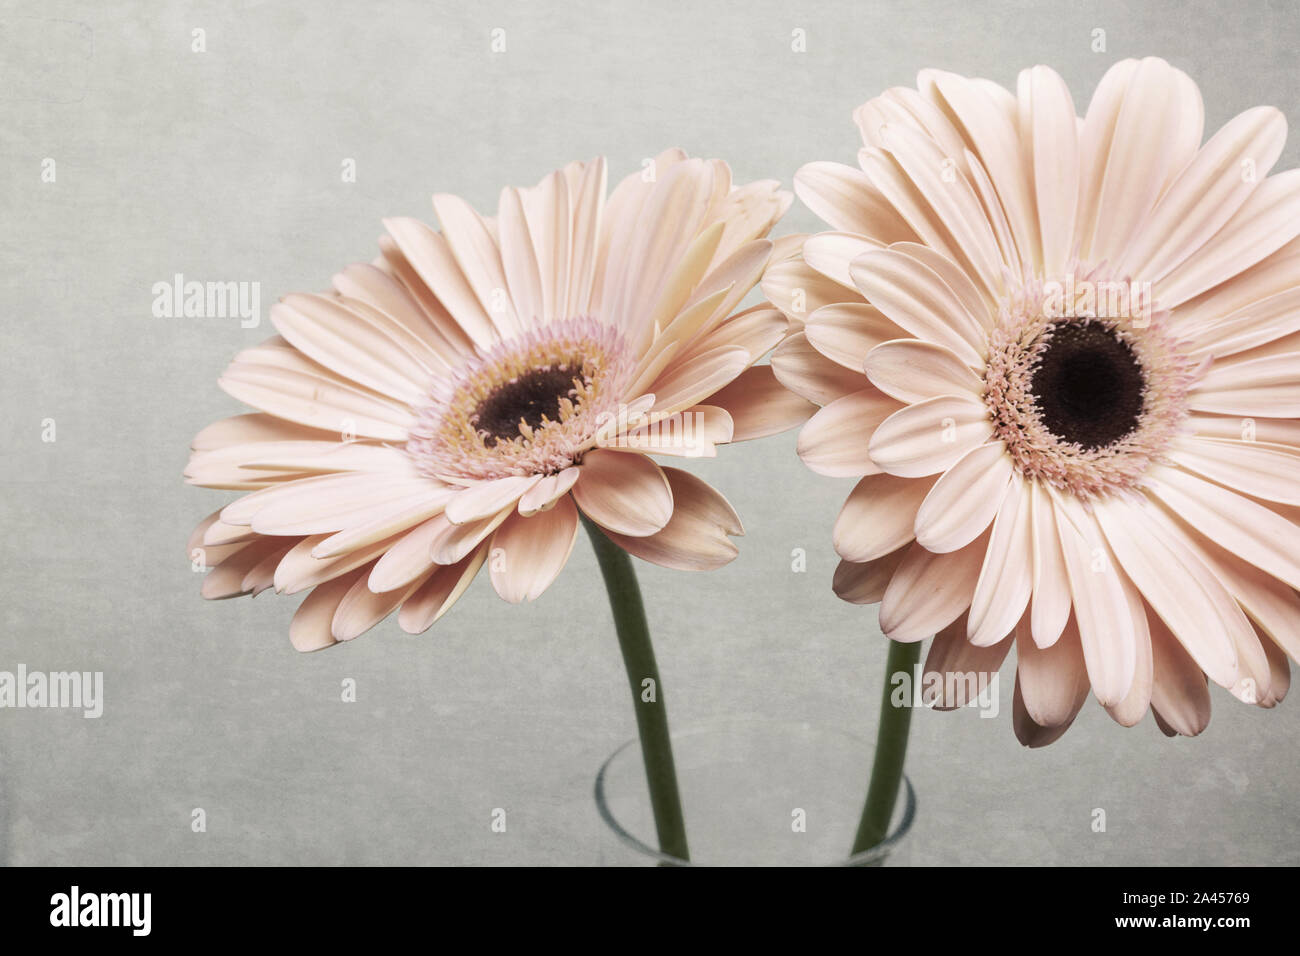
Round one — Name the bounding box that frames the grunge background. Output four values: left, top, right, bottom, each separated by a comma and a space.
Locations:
2, 0, 1297, 864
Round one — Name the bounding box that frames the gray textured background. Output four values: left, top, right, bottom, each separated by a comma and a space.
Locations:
2, 0, 1298, 865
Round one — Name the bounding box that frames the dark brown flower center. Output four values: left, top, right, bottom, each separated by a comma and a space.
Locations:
471, 363, 588, 445
1030, 322, 1145, 450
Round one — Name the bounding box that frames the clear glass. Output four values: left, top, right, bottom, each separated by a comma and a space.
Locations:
595, 718, 916, 866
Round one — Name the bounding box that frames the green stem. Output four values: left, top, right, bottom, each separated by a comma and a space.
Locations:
851, 639, 921, 856
582, 515, 690, 862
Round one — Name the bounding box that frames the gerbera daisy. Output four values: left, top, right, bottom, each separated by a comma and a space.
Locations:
766, 58, 1300, 745
186, 150, 811, 651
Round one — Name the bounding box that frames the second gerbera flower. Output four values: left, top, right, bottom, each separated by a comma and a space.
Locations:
767, 58, 1300, 744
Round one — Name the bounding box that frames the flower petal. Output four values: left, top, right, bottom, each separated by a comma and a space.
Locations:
794, 161, 916, 241
705, 365, 816, 441
914, 441, 1013, 553
1015, 613, 1090, 728
226, 473, 441, 535
1149, 609, 1212, 737
518, 467, 581, 517
805, 303, 906, 371
798, 388, 903, 477
431, 191, 520, 337
1187, 351, 1300, 418
922, 614, 1010, 710
289, 567, 368, 652
1173, 236, 1300, 342
1180, 526, 1300, 664
603, 159, 716, 342
1168, 436, 1300, 505
771, 331, 867, 405
1020, 65, 1079, 275
331, 262, 465, 367
1011, 672, 1086, 748
1118, 106, 1286, 283
489, 495, 579, 602
1078, 58, 1203, 266
274, 534, 397, 595
333, 567, 432, 642
1157, 169, 1300, 307
886, 242, 995, 328
802, 232, 884, 289
190, 412, 335, 451
864, 338, 985, 404
1092, 494, 1241, 690
874, 119, 1008, 294
1028, 480, 1071, 648
496, 186, 547, 326
571, 449, 673, 537
516, 164, 571, 321
1189, 410, 1300, 445
1145, 464, 1300, 590
398, 548, 489, 634
833, 472, 937, 563
648, 345, 751, 418
269, 294, 430, 406
967, 473, 1033, 646
684, 303, 787, 365
832, 548, 908, 605
920, 68, 1040, 275
1106, 573, 1154, 728
868, 393, 993, 478
311, 489, 456, 559
1051, 493, 1136, 706
382, 215, 498, 348
368, 516, 446, 592
219, 343, 414, 441
849, 247, 986, 367
429, 509, 513, 565
444, 475, 542, 525
761, 256, 864, 324
201, 537, 294, 600
596, 467, 742, 571
878, 534, 989, 643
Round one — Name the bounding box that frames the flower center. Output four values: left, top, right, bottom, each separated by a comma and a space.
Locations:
405, 318, 633, 482
1030, 322, 1145, 450
982, 270, 1198, 500
472, 363, 590, 446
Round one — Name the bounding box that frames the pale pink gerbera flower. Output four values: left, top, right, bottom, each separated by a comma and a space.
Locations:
187, 151, 812, 651
765, 58, 1300, 744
